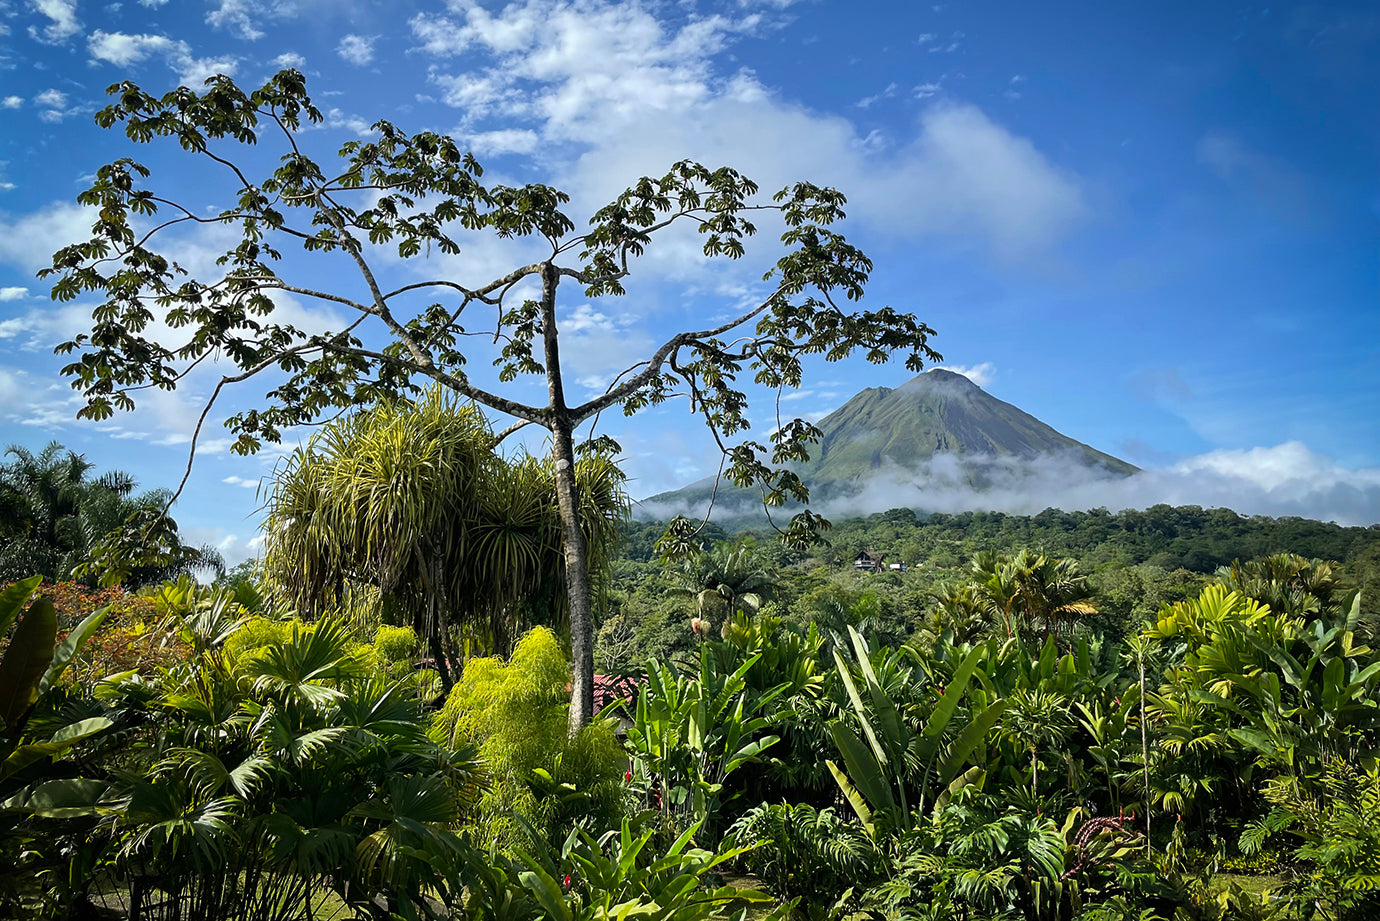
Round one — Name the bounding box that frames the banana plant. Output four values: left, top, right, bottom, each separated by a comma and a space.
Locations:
0, 576, 115, 919
826, 627, 1007, 841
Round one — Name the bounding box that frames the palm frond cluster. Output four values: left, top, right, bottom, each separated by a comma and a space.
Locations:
0, 442, 222, 586
262, 388, 629, 683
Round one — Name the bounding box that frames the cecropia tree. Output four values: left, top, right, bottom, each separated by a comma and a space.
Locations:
44, 70, 940, 732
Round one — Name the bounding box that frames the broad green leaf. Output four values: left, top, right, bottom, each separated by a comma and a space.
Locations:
38, 605, 110, 697
0, 576, 42, 639
937, 698, 1008, 788
0, 598, 57, 728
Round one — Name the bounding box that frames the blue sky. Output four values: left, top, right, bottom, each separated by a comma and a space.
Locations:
1, 0, 1377, 561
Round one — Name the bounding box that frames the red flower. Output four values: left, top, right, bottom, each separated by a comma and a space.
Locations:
624, 769, 633, 783
563, 874, 572, 888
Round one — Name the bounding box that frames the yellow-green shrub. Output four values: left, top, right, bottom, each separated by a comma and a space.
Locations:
223, 616, 293, 664
372, 624, 418, 678
433, 626, 625, 847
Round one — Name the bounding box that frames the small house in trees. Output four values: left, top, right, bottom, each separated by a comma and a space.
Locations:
853, 550, 887, 573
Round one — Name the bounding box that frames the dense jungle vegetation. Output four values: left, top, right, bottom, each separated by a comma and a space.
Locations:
3, 437, 1380, 921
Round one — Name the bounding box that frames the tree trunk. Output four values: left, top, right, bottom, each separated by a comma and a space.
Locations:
538, 261, 596, 736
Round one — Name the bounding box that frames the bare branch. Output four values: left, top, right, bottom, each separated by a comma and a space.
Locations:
569, 287, 784, 422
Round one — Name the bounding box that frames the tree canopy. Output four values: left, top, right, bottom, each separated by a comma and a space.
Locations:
44, 69, 940, 729
262, 387, 627, 689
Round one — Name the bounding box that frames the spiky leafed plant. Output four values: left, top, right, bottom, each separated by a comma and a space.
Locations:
262, 388, 628, 686
95, 616, 481, 921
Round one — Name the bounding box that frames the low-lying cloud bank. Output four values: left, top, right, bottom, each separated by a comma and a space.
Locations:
638, 442, 1380, 528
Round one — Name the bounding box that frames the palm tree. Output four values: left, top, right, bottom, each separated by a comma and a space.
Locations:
1216, 553, 1358, 622
965, 550, 1097, 642
669, 539, 775, 636
0, 442, 221, 586
262, 388, 628, 689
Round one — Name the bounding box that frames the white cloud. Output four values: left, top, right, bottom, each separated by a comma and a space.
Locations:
182, 527, 265, 567
913, 81, 942, 99
138, 0, 169, 6
641, 443, 1380, 529
1, 96, 21, 109
178, 55, 238, 86
222, 475, 260, 489
836, 443, 1380, 527
0, 200, 95, 272
0, 286, 28, 301
85, 30, 237, 85
558, 303, 656, 393
856, 82, 897, 109
271, 51, 304, 69
321, 107, 371, 134
460, 127, 540, 156
927, 31, 964, 53
33, 87, 66, 108
0, 365, 82, 427
206, 0, 296, 41
415, 1, 1084, 261
28, 0, 80, 44
933, 362, 995, 387
88, 29, 181, 66
337, 34, 375, 66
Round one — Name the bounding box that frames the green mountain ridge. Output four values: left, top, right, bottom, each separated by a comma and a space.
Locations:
641, 369, 1137, 515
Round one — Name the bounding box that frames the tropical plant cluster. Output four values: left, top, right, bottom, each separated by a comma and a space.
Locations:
4, 498, 1379, 921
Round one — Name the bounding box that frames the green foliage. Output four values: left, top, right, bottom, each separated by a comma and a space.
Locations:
1242, 761, 1380, 920
862, 792, 1068, 921
627, 644, 784, 840
222, 615, 293, 664
0, 442, 221, 587
434, 627, 625, 847
825, 628, 1007, 839
0, 576, 115, 917
726, 802, 882, 914
80, 613, 477, 921
372, 624, 419, 679
1144, 583, 1380, 842
461, 817, 784, 921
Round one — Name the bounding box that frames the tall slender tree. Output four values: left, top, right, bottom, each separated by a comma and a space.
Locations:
44, 71, 939, 731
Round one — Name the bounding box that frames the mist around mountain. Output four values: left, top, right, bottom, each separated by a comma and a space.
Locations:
641, 368, 1139, 521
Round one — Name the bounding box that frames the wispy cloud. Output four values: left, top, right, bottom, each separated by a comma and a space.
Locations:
641, 443, 1380, 528
87, 30, 238, 85
856, 82, 897, 109
933, 362, 995, 387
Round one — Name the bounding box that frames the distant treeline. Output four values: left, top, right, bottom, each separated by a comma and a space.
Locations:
601, 504, 1379, 674
620, 504, 1380, 575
